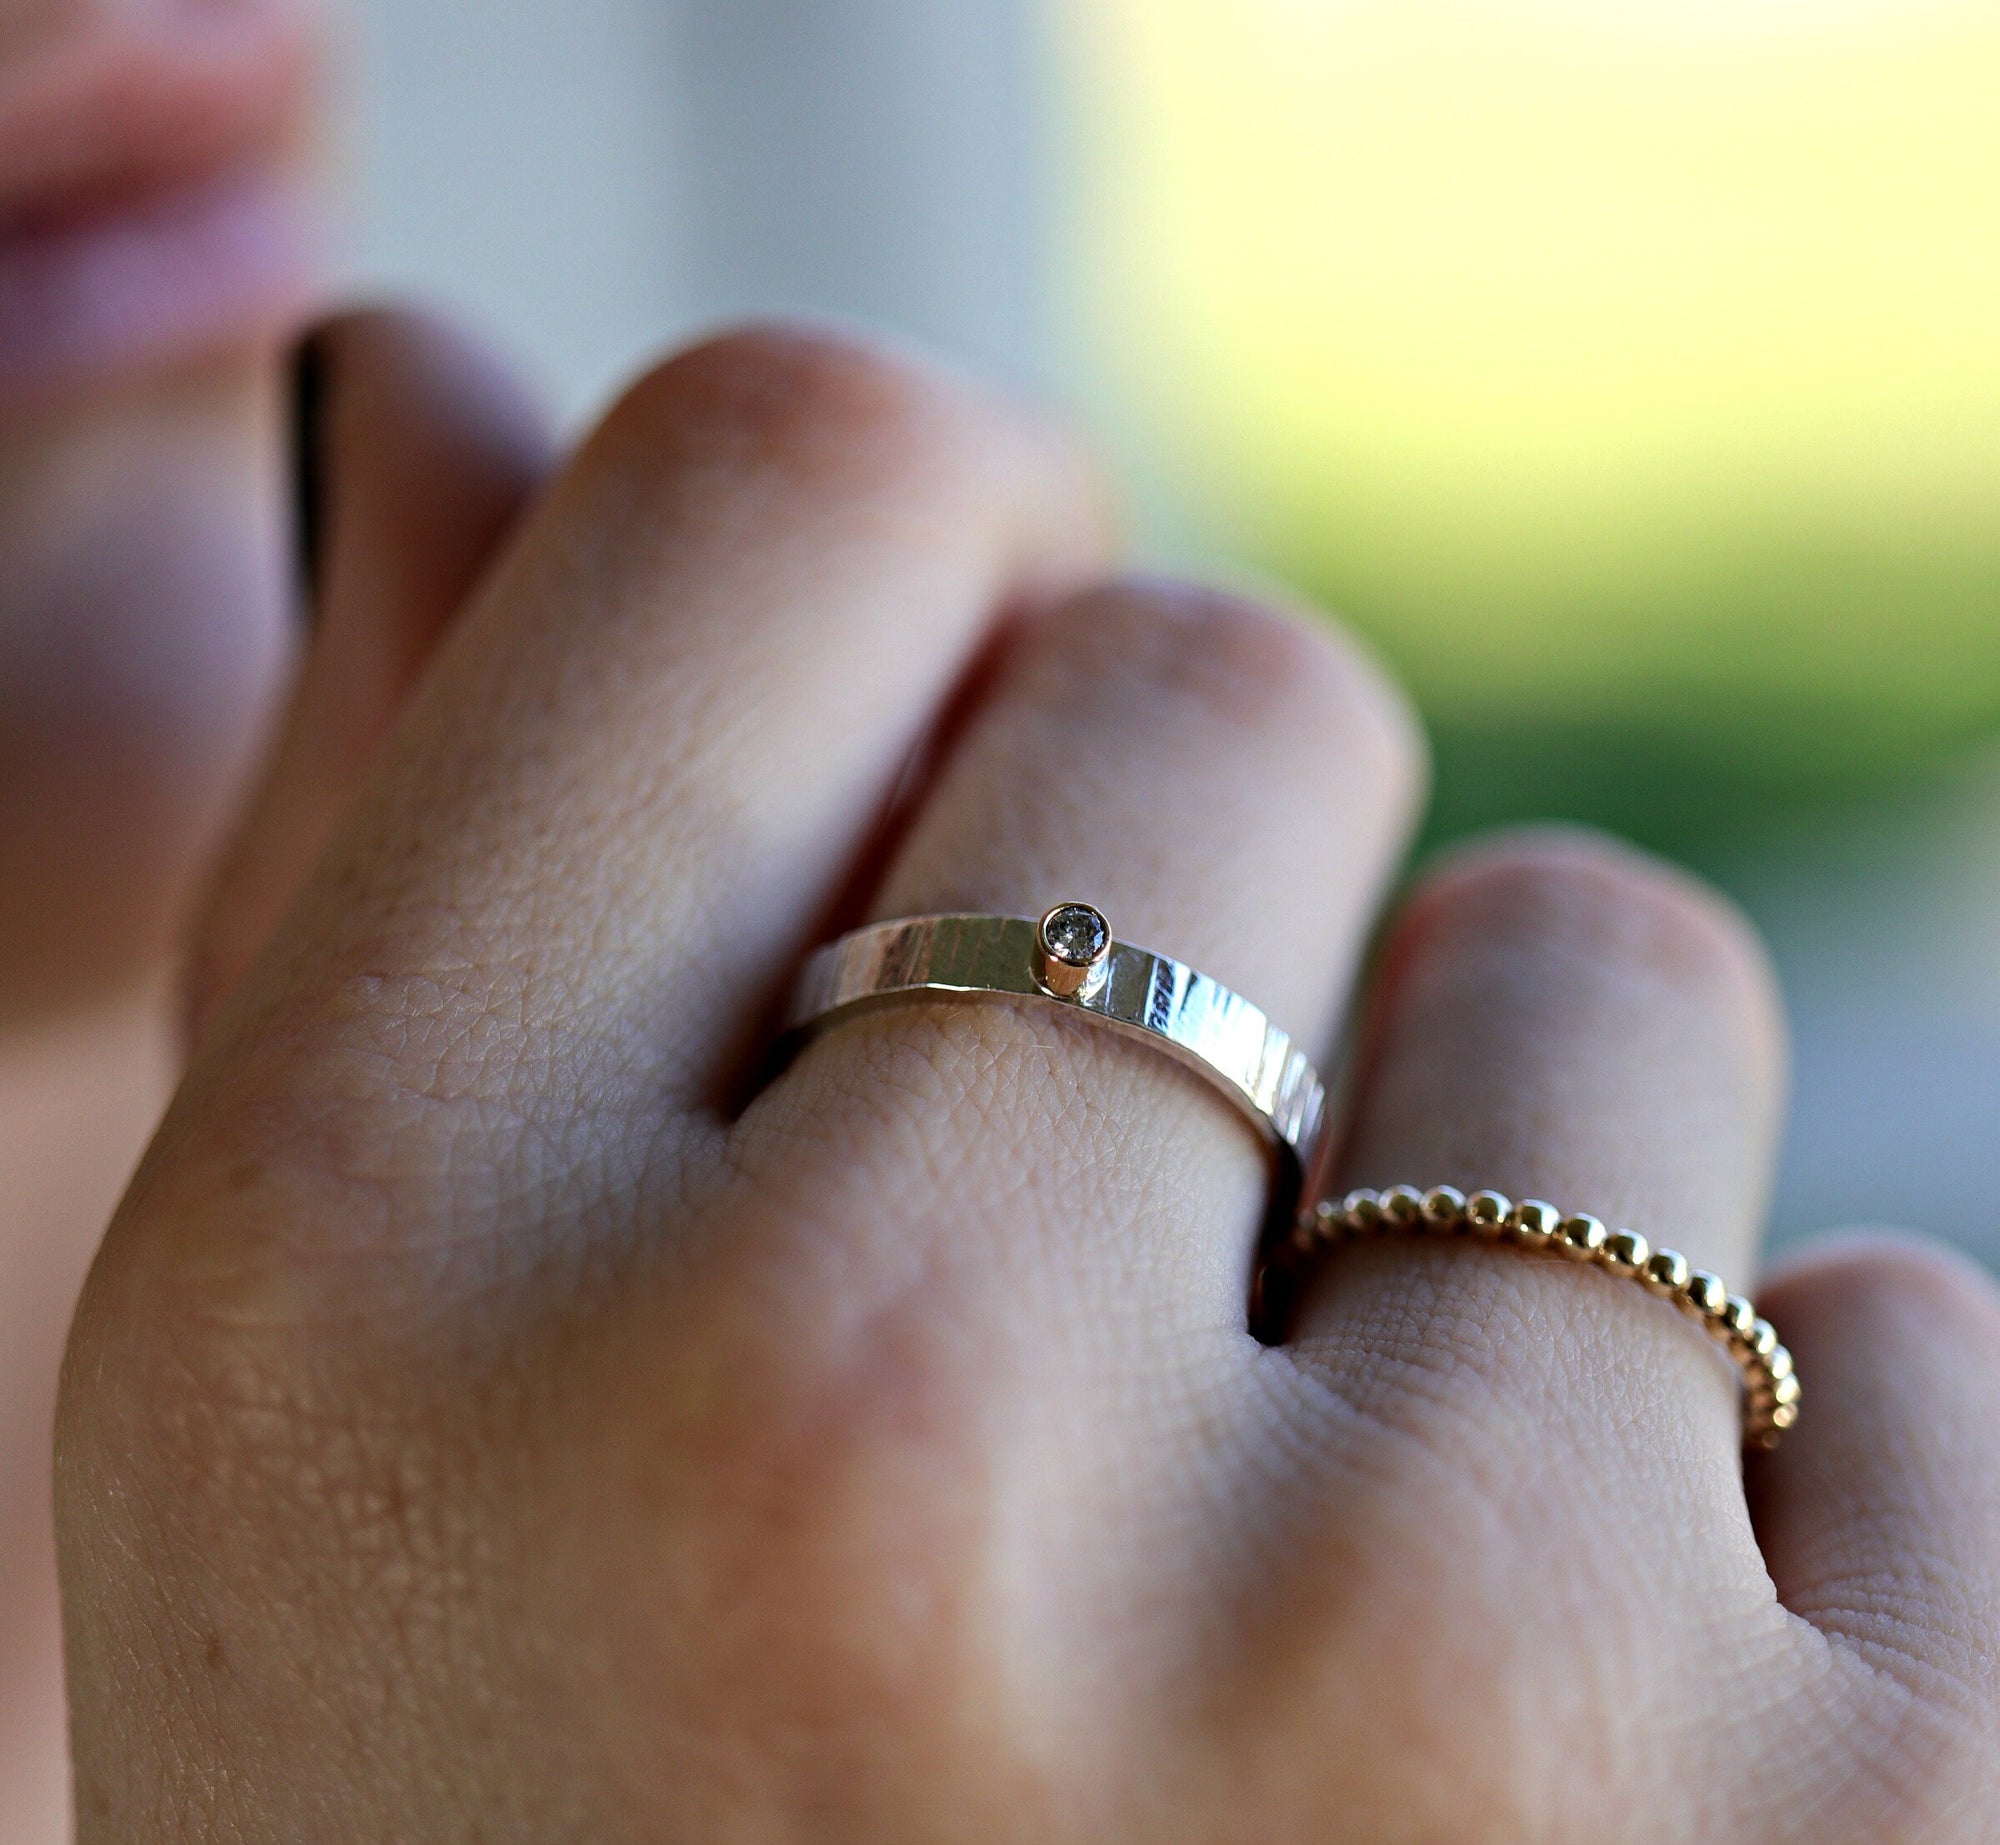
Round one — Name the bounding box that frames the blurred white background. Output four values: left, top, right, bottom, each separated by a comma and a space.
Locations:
346, 0, 1046, 421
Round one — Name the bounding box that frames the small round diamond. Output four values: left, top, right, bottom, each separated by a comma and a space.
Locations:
1041, 903, 1110, 967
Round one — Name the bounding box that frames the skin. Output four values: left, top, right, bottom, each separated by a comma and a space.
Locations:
54, 322, 2000, 1840
0, 2, 324, 1830
0, 0, 319, 1018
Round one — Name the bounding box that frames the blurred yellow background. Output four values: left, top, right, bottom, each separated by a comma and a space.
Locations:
1057, 0, 2000, 828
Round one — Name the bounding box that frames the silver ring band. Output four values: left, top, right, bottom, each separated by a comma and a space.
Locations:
786, 906, 1328, 1184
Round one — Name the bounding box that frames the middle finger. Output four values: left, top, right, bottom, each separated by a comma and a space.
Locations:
745, 577, 1422, 1336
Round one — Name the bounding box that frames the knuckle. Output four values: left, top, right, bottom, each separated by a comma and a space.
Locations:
1050, 577, 1424, 787
595, 319, 1006, 507
1412, 824, 1781, 1025
1778, 1233, 2000, 1347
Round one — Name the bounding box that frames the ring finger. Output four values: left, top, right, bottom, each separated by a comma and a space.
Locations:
1289, 828, 1787, 1475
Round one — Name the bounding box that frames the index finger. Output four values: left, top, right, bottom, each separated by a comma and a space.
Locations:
193, 325, 1110, 1171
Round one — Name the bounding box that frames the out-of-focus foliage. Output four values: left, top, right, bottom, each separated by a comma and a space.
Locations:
1055, 0, 2000, 844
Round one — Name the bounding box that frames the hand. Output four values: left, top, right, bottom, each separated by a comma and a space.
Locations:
58, 323, 2000, 1841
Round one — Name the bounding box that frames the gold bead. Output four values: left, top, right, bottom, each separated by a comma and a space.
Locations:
1305, 1200, 1343, 1247
1345, 1190, 1384, 1233
1645, 1248, 1691, 1294
1558, 1214, 1607, 1261
1380, 1184, 1424, 1229
1683, 1271, 1730, 1320
1771, 1400, 1800, 1430
1768, 1345, 1794, 1383
1465, 1190, 1512, 1236
1724, 1295, 1758, 1340
1422, 1185, 1468, 1231
1748, 1318, 1780, 1360
1604, 1230, 1650, 1276
1773, 1372, 1802, 1409
1512, 1199, 1560, 1247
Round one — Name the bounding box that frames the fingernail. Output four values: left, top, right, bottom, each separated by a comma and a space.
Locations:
289, 325, 335, 626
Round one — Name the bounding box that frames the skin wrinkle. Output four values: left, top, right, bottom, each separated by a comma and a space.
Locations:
989, 1319, 1249, 1732
1790, 1658, 2000, 1844
115, 1062, 675, 1399
1237, 1329, 1758, 1839
1294, 1242, 1745, 1491
1234, 1418, 1607, 1837
1794, 1501, 2000, 1647
175, 934, 702, 1328
764, 1000, 1259, 1322
1752, 1237, 2000, 1806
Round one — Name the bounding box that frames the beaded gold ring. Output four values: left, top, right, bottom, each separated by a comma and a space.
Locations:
1283, 1184, 1798, 1449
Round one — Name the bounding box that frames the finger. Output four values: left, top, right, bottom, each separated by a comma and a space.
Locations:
750, 578, 1423, 1327
1749, 1234, 2000, 1815
184, 307, 553, 1047
201, 325, 1110, 1148
1292, 828, 1788, 1487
